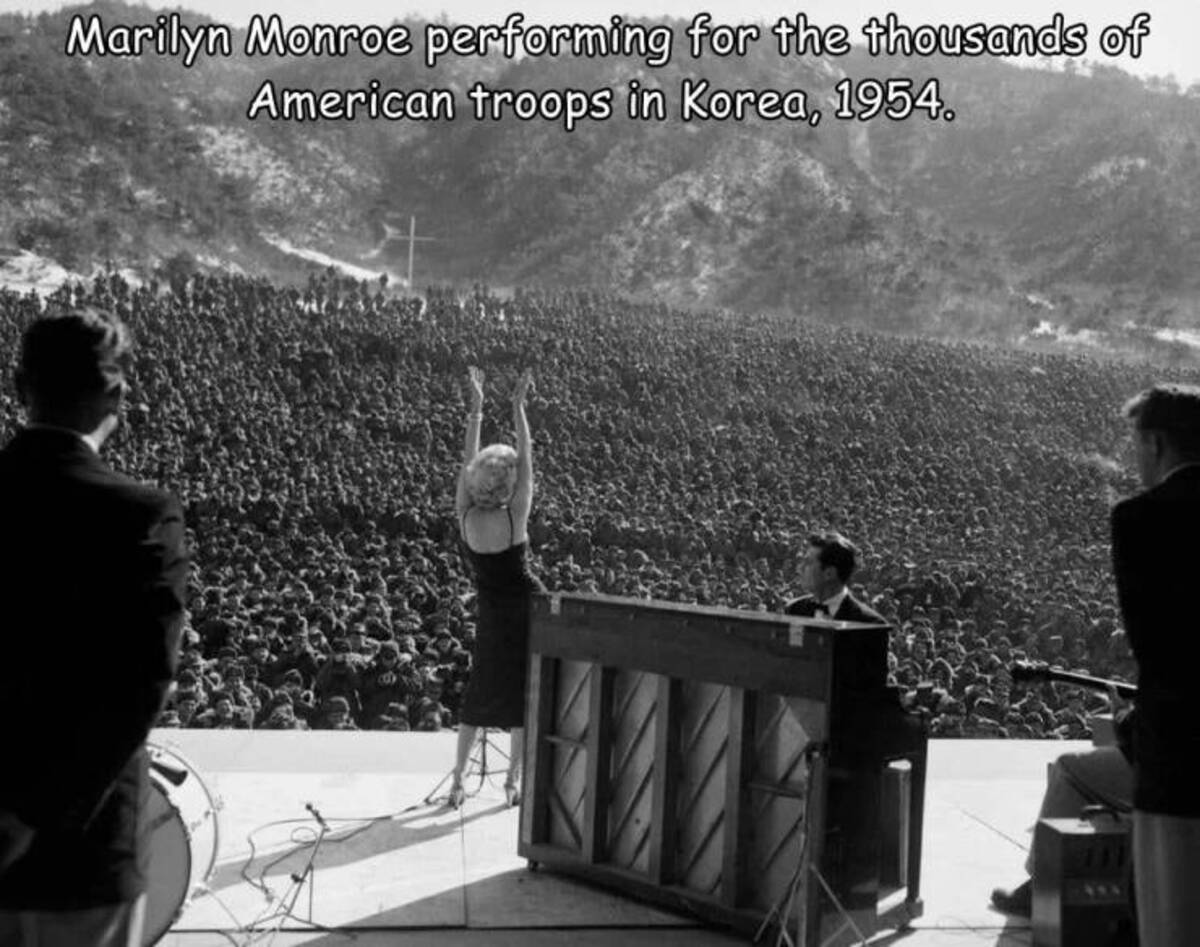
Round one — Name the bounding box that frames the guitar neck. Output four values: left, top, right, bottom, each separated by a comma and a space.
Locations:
1022, 666, 1138, 699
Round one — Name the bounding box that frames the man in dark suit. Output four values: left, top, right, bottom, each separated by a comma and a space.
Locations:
0, 309, 188, 946
785, 531, 889, 699
1110, 384, 1200, 947
784, 530, 885, 625
782, 532, 923, 915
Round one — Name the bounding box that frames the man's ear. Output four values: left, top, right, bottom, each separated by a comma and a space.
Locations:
100, 377, 127, 418
108, 376, 128, 405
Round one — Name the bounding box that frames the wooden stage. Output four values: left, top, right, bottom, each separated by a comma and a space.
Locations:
146, 730, 1077, 947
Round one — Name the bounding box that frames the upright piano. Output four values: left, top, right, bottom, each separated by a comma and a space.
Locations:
518, 592, 927, 946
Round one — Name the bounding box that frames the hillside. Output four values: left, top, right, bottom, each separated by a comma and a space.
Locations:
2, 2, 1199, 340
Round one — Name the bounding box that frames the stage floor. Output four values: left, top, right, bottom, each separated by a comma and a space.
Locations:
151, 730, 1079, 947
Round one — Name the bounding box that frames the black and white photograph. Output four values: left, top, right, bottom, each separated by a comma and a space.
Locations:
0, 0, 1197, 944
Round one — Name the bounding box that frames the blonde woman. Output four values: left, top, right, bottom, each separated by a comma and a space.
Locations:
450, 367, 544, 807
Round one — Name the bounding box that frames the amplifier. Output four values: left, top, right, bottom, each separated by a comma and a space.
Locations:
1031, 812, 1135, 947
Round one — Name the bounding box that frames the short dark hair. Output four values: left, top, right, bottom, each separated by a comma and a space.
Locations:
809, 531, 857, 583
1124, 384, 1200, 458
16, 307, 132, 410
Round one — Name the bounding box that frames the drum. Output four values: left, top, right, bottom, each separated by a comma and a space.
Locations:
141, 743, 221, 946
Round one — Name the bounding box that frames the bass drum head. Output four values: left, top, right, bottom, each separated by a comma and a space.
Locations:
141, 781, 193, 946
140, 742, 220, 946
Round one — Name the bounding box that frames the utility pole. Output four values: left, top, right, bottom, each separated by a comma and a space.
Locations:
398, 216, 437, 288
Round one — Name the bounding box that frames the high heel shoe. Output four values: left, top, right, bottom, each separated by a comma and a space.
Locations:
448, 780, 465, 809
504, 783, 521, 808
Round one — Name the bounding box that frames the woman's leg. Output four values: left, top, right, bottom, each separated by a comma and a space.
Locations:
450, 724, 478, 806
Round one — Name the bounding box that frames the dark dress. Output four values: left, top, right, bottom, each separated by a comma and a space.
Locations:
460, 509, 545, 728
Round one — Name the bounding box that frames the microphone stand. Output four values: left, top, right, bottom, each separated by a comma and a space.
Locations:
424, 727, 512, 806
243, 801, 348, 944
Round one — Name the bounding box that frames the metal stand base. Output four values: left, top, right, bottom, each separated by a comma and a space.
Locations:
424, 727, 514, 807
242, 807, 348, 944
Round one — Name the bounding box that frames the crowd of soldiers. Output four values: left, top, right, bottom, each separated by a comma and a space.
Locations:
0, 267, 1175, 736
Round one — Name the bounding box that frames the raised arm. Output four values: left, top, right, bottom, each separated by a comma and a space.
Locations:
510, 369, 535, 521
456, 366, 484, 516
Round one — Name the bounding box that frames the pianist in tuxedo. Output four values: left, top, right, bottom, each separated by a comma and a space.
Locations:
782, 532, 924, 910
783, 531, 896, 754
784, 531, 886, 625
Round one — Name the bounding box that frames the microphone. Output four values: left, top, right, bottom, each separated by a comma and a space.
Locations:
305, 802, 329, 831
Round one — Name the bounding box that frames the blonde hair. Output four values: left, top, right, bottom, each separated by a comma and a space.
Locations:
464, 444, 518, 508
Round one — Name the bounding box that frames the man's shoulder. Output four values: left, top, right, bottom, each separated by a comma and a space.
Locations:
0, 433, 178, 521
783, 595, 818, 616
75, 468, 182, 536
106, 473, 180, 518
841, 594, 888, 625
1113, 487, 1152, 514
1111, 491, 1151, 537
1112, 477, 1200, 531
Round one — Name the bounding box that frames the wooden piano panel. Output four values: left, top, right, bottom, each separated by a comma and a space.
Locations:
546, 658, 590, 853
746, 692, 811, 921
606, 669, 657, 873
673, 680, 730, 897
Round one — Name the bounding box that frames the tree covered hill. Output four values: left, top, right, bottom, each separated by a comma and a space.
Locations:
2, 2, 1199, 339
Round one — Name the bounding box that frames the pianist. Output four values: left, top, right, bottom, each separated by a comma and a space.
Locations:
784, 531, 886, 625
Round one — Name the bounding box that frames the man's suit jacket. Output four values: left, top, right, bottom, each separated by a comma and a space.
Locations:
784, 592, 886, 626
783, 592, 919, 765
1111, 464, 1200, 816
0, 428, 188, 909
784, 592, 890, 701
